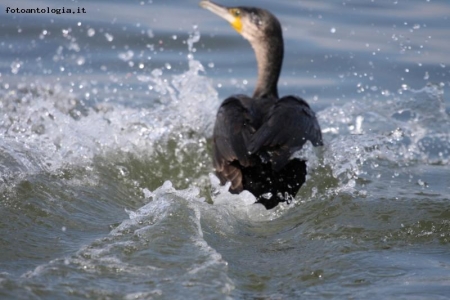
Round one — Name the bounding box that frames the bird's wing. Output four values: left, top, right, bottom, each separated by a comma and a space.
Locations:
213, 96, 255, 191
248, 96, 323, 172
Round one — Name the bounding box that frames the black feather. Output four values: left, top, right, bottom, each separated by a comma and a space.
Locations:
213, 95, 322, 209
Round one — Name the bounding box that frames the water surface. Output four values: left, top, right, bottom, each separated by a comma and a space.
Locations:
1, 0, 450, 299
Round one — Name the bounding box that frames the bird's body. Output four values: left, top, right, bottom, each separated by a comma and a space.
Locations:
200, 1, 323, 209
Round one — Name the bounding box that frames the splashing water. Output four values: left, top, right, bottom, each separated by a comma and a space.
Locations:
1, 2, 450, 298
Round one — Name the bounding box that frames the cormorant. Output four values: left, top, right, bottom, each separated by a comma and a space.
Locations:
200, 1, 323, 209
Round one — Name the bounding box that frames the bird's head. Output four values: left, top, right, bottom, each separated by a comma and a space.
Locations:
199, 0, 282, 43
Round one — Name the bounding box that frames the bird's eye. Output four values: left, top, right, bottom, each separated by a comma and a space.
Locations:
232, 9, 240, 17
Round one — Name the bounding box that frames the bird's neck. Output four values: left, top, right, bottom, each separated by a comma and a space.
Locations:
251, 35, 284, 99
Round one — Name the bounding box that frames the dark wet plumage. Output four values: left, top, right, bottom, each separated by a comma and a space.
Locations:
200, 1, 323, 209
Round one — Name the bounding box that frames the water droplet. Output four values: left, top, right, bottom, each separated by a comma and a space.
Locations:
118, 50, 134, 61
105, 32, 114, 42
330, 27, 336, 33
262, 193, 273, 199
87, 28, 95, 37
62, 28, 71, 37
381, 89, 390, 96
151, 68, 163, 77
39, 29, 48, 40
10, 60, 21, 74
76, 56, 85, 65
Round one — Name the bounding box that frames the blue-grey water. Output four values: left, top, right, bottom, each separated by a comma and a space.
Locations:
1, 0, 450, 299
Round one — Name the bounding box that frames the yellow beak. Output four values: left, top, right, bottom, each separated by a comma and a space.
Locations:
199, 0, 243, 33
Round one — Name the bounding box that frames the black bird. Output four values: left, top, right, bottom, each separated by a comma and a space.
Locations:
200, 1, 323, 209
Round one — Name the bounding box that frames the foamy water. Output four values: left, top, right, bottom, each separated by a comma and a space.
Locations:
1, 0, 450, 299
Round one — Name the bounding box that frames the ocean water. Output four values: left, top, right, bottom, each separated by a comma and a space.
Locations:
1, 0, 450, 299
